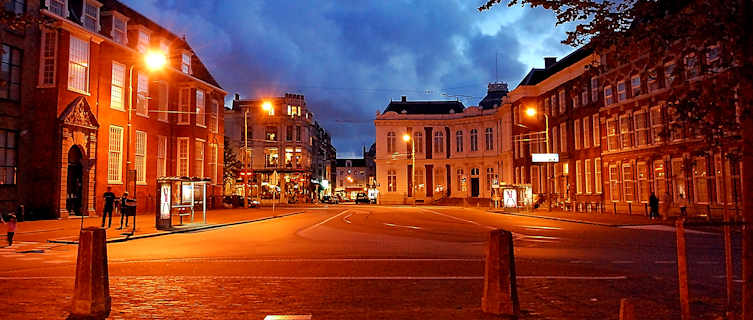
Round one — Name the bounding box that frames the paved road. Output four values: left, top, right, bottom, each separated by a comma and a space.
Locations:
0, 205, 741, 319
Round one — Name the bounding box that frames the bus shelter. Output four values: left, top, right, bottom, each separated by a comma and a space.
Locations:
156, 177, 210, 230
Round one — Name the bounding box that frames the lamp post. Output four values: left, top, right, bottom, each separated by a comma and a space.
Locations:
403, 134, 415, 204
259, 101, 273, 207
524, 107, 552, 211
125, 50, 167, 192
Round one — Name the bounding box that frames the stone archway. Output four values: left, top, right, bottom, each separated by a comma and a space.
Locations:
58, 97, 99, 218
66, 145, 84, 215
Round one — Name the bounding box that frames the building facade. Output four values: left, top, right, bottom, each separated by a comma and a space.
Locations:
5, 0, 226, 219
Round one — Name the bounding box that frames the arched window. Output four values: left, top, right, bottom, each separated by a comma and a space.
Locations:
485, 128, 494, 150
413, 131, 423, 153
387, 132, 395, 153
434, 131, 444, 153
456, 169, 464, 191
387, 169, 397, 192
456, 130, 463, 153
470, 129, 478, 152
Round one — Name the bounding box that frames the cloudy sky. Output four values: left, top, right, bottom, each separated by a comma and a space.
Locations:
124, 0, 574, 158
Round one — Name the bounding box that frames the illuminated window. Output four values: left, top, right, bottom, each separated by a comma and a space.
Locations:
68, 36, 89, 93
157, 135, 167, 177
594, 158, 602, 194
108, 126, 123, 183
177, 137, 190, 177
620, 114, 633, 149
135, 131, 146, 184
195, 89, 205, 127
110, 62, 125, 110
136, 72, 148, 116
585, 159, 592, 194
387, 169, 397, 192
583, 116, 591, 149
195, 140, 204, 177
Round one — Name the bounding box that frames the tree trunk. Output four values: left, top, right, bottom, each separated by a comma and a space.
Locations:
743, 109, 753, 320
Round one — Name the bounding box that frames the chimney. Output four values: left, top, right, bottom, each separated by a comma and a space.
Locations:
544, 57, 557, 69
401, 96, 407, 102
234, 93, 240, 100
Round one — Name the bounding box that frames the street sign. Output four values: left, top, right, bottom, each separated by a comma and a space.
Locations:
531, 153, 559, 163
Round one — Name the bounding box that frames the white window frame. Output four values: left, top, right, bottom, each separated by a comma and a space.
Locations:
593, 116, 601, 147
574, 118, 581, 150
135, 130, 147, 185
619, 113, 633, 149
634, 109, 649, 146
604, 86, 614, 105
559, 123, 567, 152
110, 13, 128, 45
178, 88, 190, 125
157, 135, 167, 178
693, 156, 710, 204
650, 105, 663, 144
591, 77, 599, 103
609, 164, 620, 201
209, 143, 218, 184
82, 0, 101, 32
622, 163, 634, 202
606, 117, 619, 151
47, 0, 68, 17
195, 139, 205, 178
68, 36, 90, 94
583, 116, 591, 149
136, 29, 150, 53
558, 89, 566, 114
177, 137, 190, 177
195, 89, 206, 127
485, 127, 493, 151
585, 159, 593, 194
576, 160, 583, 194
387, 169, 397, 192
107, 125, 123, 184
136, 72, 148, 117
617, 80, 627, 102
595, 158, 602, 194
39, 29, 58, 87
110, 61, 125, 110
210, 99, 219, 133
637, 161, 650, 203
181, 52, 192, 74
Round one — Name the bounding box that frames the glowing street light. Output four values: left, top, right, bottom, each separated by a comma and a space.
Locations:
402, 134, 411, 142
525, 107, 537, 117
262, 101, 273, 113
144, 50, 167, 72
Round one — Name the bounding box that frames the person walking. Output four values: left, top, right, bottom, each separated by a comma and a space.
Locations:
101, 187, 116, 228
649, 192, 660, 219
118, 192, 131, 230
0, 213, 17, 247
678, 193, 689, 217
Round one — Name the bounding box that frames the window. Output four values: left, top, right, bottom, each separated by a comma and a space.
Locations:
693, 157, 709, 203
287, 105, 301, 117
552, 126, 558, 153
136, 72, 148, 116
177, 137, 190, 177
619, 114, 633, 149
387, 169, 397, 192
157, 135, 166, 178
604, 86, 614, 105
135, 131, 146, 184
634, 111, 649, 146
609, 164, 620, 201
574, 119, 581, 150
617, 81, 627, 102
606, 117, 618, 151
109, 62, 125, 110
264, 147, 279, 167
434, 131, 444, 153
583, 116, 591, 149
595, 158, 602, 194
551, 94, 558, 116
39, 29, 57, 86
706, 45, 721, 73
210, 100, 219, 132
136, 30, 149, 53
544, 97, 551, 116
68, 36, 89, 93
455, 130, 463, 153
5, 0, 25, 14
631, 75, 641, 97
83, 1, 100, 32
581, 88, 589, 106
194, 89, 205, 126
108, 126, 123, 183
671, 158, 686, 202
585, 159, 593, 194
513, 106, 519, 124
415, 168, 424, 191
559, 123, 567, 152
112, 15, 127, 45
664, 62, 676, 87
296, 126, 301, 142
558, 90, 566, 114
469, 129, 478, 152
265, 126, 277, 141
622, 163, 634, 202
576, 160, 583, 194
485, 128, 493, 151
49, 0, 66, 16
159, 39, 169, 58
286, 126, 293, 141
650, 106, 663, 143
413, 131, 423, 153
456, 169, 465, 191
593, 116, 601, 147
486, 168, 495, 191
684, 54, 699, 79
654, 160, 666, 198
637, 162, 650, 202
647, 69, 659, 92
209, 143, 218, 183
181, 53, 191, 74
178, 88, 190, 124
195, 140, 205, 177
0, 130, 17, 185
515, 167, 520, 184
156, 81, 168, 122
591, 77, 599, 102
0, 45, 21, 101
386, 132, 395, 153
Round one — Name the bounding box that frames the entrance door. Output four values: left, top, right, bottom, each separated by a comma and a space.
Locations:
471, 178, 480, 197
66, 146, 84, 216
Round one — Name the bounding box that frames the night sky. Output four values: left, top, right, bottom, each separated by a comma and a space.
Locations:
124, 0, 573, 158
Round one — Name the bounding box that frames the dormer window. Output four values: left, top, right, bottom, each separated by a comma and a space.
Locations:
111, 14, 127, 45
82, 1, 101, 32
48, 0, 67, 17
181, 52, 191, 74
136, 30, 150, 53
159, 39, 169, 57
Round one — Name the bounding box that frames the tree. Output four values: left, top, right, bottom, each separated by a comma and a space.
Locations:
223, 136, 242, 188
479, 0, 753, 318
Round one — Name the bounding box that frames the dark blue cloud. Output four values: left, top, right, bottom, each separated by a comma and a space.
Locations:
124, 0, 569, 158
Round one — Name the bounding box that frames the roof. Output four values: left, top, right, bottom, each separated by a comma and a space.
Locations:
516, 46, 594, 87
383, 100, 465, 115
478, 83, 509, 110
336, 159, 367, 167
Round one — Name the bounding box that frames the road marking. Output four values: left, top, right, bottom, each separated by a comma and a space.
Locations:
618, 225, 716, 235
343, 213, 353, 224
421, 209, 495, 229
298, 209, 351, 234
0, 275, 627, 280
523, 226, 561, 230
569, 260, 593, 264
110, 257, 486, 264
383, 223, 422, 230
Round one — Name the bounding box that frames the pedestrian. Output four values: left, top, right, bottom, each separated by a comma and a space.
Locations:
679, 193, 689, 217
649, 192, 660, 219
0, 213, 17, 247
101, 187, 116, 228
118, 192, 132, 230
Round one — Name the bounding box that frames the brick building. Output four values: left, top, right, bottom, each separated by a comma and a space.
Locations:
11, 0, 226, 219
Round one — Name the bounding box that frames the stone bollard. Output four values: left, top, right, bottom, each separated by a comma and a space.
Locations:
619, 298, 635, 320
70, 227, 111, 319
482, 229, 519, 317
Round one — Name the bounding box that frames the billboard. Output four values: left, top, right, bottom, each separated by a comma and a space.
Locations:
531, 153, 559, 163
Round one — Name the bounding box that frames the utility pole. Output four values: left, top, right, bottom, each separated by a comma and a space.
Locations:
243, 110, 249, 209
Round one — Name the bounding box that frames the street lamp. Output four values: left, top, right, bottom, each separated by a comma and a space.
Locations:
524, 107, 553, 211
245, 100, 273, 208
403, 134, 415, 204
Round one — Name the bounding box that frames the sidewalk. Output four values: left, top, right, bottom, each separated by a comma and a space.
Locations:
9, 207, 304, 245
488, 207, 683, 227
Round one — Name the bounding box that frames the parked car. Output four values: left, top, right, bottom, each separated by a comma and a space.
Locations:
355, 192, 370, 204
322, 195, 339, 204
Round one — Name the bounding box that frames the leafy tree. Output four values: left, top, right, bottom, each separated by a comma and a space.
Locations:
223, 136, 242, 186
479, 0, 753, 317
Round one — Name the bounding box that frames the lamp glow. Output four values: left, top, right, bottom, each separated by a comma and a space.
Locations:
402, 134, 410, 142
144, 50, 167, 71
262, 101, 273, 112
525, 107, 537, 117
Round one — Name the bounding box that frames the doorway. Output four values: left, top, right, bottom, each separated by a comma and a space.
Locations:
66, 146, 84, 216
471, 178, 480, 197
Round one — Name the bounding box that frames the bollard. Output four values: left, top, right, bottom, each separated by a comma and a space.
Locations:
619, 298, 635, 320
676, 219, 691, 320
70, 227, 111, 318
482, 229, 519, 317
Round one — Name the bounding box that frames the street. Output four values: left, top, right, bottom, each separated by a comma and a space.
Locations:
0, 205, 741, 319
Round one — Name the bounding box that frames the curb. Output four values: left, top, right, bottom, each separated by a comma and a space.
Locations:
47, 211, 305, 245
487, 210, 668, 227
